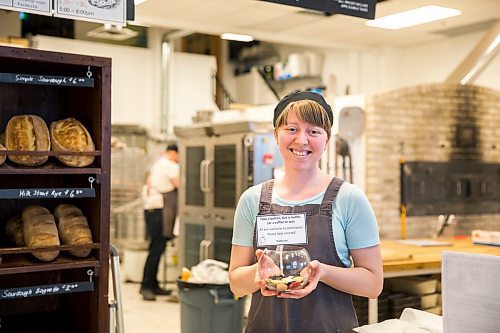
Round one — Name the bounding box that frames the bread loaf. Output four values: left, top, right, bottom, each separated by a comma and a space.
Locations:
54, 204, 93, 257
5, 216, 25, 246
6, 115, 50, 166
0, 142, 5, 166
22, 205, 60, 262
50, 118, 95, 167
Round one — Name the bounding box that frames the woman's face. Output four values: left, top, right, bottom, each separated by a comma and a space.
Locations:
275, 109, 328, 171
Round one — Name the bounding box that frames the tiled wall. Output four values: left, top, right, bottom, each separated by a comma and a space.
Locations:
364, 84, 500, 239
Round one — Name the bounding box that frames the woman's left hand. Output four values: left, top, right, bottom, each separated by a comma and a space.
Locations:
278, 260, 321, 299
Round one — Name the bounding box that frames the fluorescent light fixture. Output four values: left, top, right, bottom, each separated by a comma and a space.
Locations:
134, 0, 147, 5
220, 33, 254, 42
366, 5, 461, 30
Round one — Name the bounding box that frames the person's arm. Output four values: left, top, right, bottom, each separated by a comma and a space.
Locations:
170, 176, 180, 189
317, 245, 383, 298
228, 245, 260, 297
279, 245, 383, 299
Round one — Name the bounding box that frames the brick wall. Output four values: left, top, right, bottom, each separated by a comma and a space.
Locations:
364, 84, 500, 239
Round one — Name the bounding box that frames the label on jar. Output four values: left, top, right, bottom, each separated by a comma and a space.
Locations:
256, 213, 307, 246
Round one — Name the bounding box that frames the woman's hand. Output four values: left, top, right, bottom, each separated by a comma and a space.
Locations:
255, 249, 279, 296
278, 260, 321, 299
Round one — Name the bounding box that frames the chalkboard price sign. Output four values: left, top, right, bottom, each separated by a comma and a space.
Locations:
0, 281, 94, 300
0, 188, 96, 199
0, 73, 94, 87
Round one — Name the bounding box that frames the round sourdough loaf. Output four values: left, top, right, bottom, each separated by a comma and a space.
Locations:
22, 205, 60, 262
6, 115, 50, 166
50, 118, 95, 167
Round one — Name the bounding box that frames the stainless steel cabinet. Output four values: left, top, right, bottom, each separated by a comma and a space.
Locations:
176, 123, 282, 268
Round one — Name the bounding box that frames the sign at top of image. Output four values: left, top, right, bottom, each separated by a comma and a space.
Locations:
0, 0, 52, 16
54, 0, 126, 25
260, 0, 377, 20
0, 0, 127, 25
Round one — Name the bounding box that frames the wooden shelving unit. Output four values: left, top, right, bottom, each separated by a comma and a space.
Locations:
0, 46, 111, 333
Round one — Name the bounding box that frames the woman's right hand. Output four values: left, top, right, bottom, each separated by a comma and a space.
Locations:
255, 249, 279, 296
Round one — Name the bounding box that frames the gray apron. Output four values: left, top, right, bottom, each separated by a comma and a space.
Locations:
162, 189, 177, 239
245, 178, 358, 333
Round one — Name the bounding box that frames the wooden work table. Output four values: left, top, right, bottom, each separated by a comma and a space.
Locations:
364, 237, 500, 324
381, 237, 500, 278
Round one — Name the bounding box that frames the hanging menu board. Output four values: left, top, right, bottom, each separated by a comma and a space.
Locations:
260, 0, 377, 19
0, 0, 51, 16
0, 188, 96, 199
0, 281, 94, 300
54, 0, 126, 25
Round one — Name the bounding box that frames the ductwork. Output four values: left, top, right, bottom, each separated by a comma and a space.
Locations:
445, 19, 500, 84
160, 30, 193, 134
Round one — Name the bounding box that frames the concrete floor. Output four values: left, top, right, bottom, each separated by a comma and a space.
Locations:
116, 279, 181, 333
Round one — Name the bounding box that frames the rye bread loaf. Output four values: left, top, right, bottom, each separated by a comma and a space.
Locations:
5, 216, 25, 246
50, 118, 95, 167
6, 115, 50, 166
54, 204, 93, 257
22, 205, 60, 262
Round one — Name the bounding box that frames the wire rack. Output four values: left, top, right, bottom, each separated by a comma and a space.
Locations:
110, 146, 148, 249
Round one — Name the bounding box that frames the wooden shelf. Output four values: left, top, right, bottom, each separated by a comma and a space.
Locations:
0, 46, 111, 332
0, 253, 101, 275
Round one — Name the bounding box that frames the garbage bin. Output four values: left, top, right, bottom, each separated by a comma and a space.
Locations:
177, 279, 246, 333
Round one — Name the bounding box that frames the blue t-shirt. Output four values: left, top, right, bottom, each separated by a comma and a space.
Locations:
232, 181, 380, 267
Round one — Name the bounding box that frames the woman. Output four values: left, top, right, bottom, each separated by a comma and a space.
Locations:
229, 91, 383, 332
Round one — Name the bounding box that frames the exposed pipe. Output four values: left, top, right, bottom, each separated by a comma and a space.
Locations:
160, 30, 193, 135
445, 19, 500, 84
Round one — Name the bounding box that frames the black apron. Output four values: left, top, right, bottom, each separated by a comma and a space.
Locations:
162, 189, 177, 239
245, 178, 358, 333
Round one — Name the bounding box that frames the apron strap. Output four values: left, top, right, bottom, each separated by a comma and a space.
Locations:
258, 179, 274, 214
319, 177, 344, 215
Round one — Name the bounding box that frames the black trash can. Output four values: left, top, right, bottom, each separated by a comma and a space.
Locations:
177, 279, 246, 333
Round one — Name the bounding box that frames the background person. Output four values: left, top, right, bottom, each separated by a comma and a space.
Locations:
140, 143, 180, 301
228, 91, 383, 332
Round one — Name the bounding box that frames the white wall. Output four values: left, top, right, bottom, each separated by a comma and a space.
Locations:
168, 52, 218, 133
398, 32, 499, 89
33, 34, 161, 130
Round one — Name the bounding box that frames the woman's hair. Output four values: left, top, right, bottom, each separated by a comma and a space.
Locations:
274, 100, 332, 139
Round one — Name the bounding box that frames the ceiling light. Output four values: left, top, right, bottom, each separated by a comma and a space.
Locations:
87, 25, 139, 41
220, 33, 254, 42
366, 5, 461, 30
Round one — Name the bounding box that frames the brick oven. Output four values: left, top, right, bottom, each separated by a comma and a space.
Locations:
364, 84, 500, 239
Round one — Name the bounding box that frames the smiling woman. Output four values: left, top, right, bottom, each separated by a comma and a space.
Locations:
229, 91, 383, 333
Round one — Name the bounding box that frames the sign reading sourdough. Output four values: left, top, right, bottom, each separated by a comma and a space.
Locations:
0, 281, 94, 299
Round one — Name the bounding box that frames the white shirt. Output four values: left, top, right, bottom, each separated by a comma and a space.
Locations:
142, 155, 179, 210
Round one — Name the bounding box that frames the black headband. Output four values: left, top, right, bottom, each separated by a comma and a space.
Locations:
273, 91, 333, 128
